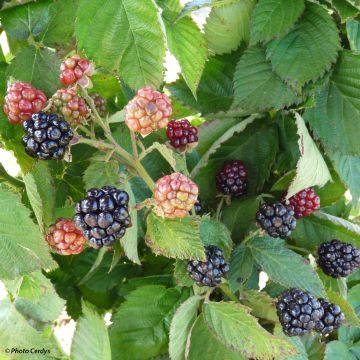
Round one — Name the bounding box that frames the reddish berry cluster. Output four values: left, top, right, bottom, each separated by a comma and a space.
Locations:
288, 188, 320, 219
60, 54, 94, 87
166, 119, 198, 149
216, 160, 248, 197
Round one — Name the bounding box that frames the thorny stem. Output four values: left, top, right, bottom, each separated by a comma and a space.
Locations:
130, 130, 139, 160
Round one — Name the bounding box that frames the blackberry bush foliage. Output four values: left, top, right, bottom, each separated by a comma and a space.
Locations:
0, 1, 359, 359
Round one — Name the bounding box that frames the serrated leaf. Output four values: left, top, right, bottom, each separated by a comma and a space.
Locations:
76, 0, 165, 90
83, 160, 121, 189
325, 341, 357, 360
169, 296, 201, 360
286, 113, 331, 199
110, 285, 188, 360
71, 303, 111, 360
250, 0, 305, 44
205, 0, 255, 55
266, 2, 340, 88
173, 259, 193, 287
199, 216, 232, 259
243, 290, 278, 323
0, 187, 56, 279
233, 46, 300, 112
146, 213, 205, 261
247, 236, 326, 297
23, 162, 56, 232
203, 301, 296, 359
7, 46, 61, 96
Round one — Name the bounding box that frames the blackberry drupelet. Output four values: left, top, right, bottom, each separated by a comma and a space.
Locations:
276, 288, 324, 337
317, 239, 360, 278
216, 160, 248, 197
256, 202, 296, 238
315, 299, 345, 335
22, 112, 73, 160
73, 186, 131, 249
194, 198, 202, 215
166, 119, 198, 149
288, 187, 320, 219
187, 245, 229, 287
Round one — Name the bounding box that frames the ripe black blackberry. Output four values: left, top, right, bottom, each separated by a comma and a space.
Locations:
317, 240, 360, 278
315, 299, 345, 335
216, 160, 248, 197
256, 202, 296, 238
73, 186, 131, 249
22, 112, 73, 160
276, 288, 324, 337
187, 245, 229, 287
194, 198, 202, 215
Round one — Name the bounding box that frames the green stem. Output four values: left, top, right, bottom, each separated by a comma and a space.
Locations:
287, 245, 310, 255
219, 283, 239, 302
215, 197, 225, 221
130, 130, 139, 160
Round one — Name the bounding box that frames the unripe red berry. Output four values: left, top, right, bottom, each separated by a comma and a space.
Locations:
59, 55, 94, 87
288, 187, 320, 219
166, 119, 198, 150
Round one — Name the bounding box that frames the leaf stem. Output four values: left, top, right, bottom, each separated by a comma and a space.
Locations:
219, 283, 239, 302
215, 197, 225, 221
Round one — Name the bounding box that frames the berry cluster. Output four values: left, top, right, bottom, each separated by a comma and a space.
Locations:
317, 239, 360, 278
46, 218, 86, 255
288, 187, 320, 219
187, 246, 229, 287
216, 160, 248, 197
22, 112, 73, 160
277, 288, 344, 337
166, 119, 198, 150
60, 54, 94, 87
74, 186, 131, 249
90, 93, 107, 117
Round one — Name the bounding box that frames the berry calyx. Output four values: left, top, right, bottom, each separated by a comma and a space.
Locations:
317, 239, 360, 278
187, 245, 229, 287
153, 172, 199, 219
315, 299, 345, 335
288, 188, 320, 219
216, 160, 248, 197
125, 86, 172, 136
166, 119, 198, 150
50, 88, 90, 125
276, 288, 324, 337
46, 218, 86, 255
59, 55, 94, 87
256, 202, 296, 238
22, 112, 74, 160
74, 186, 131, 249
90, 93, 107, 117
4, 82, 47, 124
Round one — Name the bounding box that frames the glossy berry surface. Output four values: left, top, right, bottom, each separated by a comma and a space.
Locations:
256, 202, 296, 238
125, 86, 172, 136
166, 119, 198, 149
90, 93, 107, 117
60, 54, 94, 87
194, 198, 202, 215
50, 88, 90, 125
276, 288, 324, 337
187, 246, 229, 287
216, 160, 248, 197
22, 112, 73, 160
315, 299, 345, 335
4, 82, 47, 124
288, 188, 320, 219
317, 239, 360, 278
46, 218, 86, 255
153, 172, 198, 219
74, 186, 131, 249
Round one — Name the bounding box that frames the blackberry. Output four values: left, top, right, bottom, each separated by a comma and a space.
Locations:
90, 93, 107, 117
73, 186, 131, 249
166, 119, 198, 150
194, 198, 202, 215
216, 160, 248, 197
317, 240, 360, 278
21, 112, 73, 160
288, 188, 320, 219
276, 288, 324, 337
187, 245, 229, 287
315, 299, 345, 335
256, 202, 296, 238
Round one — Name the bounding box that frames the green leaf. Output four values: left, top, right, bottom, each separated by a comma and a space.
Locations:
250, 0, 305, 44
7, 45, 61, 96
0, 187, 56, 279
71, 303, 111, 360
347, 0, 360, 10
200, 216, 233, 259
347, 19, 360, 53
325, 340, 357, 360
203, 301, 296, 359
164, 11, 207, 97
109, 285, 188, 360
332, 0, 359, 21
83, 160, 121, 189
233, 46, 299, 112
169, 296, 201, 360
248, 236, 326, 297
173, 259, 193, 287
76, 0, 165, 89
204, 0, 255, 55
243, 290, 278, 323
1, 1, 51, 40
266, 2, 340, 88
187, 314, 246, 360
348, 284, 360, 317
285, 113, 331, 199
23, 162, 56, 232
145, 213, 206, 261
